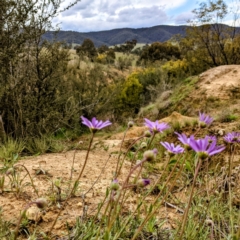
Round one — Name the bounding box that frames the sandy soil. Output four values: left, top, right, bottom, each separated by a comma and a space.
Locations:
198, 65, 240, 99
0, 148, 133, 236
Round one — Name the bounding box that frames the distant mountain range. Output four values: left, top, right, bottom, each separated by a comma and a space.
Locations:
43, 24, 240, 47
43, 25, 188, 47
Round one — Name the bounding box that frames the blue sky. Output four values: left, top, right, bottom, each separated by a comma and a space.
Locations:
54, 0, 239, 32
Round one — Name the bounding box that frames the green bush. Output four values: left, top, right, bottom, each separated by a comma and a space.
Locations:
116, 56, 133, 70
115, 74, 143, 117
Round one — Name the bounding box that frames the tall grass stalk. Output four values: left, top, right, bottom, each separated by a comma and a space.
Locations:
14, 164, 39, 197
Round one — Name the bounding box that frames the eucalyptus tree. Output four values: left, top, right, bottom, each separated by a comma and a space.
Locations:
0, 0, 81, 138
180, 0, 240, 73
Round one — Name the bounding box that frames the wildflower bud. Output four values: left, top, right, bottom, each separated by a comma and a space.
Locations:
128, 121, 134, 128
143, 150, 156, 162
110, 179, 120, 191
144, 130, 152, 138
205, 219, 214, 226
35, 198, 48, 209
137, 179, 150, 188
6, 168, 14, 176
140, 142, 147, 149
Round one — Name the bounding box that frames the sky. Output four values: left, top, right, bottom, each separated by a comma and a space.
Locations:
53, 0, 239, 32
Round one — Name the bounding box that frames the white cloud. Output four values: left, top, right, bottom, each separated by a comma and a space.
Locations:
53, 0, 193, 31
174, 12, 195, 24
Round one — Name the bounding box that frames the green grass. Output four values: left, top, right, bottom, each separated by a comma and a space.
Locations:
0, 138, 25, 162
139, 76, 199, 117
170, 77, 199, 104
0, 210, 12, 239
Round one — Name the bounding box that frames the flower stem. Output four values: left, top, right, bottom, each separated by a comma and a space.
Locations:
147, 133, 156, 149
75, 132, 95, 188
178, 158, 202, 240
114, 126, 129, 177
48, 132, 95, 234
228, 144, 236, 237
115, 134, 145, 178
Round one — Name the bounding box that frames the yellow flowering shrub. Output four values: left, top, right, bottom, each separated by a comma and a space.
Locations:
162, 59, 189, 77
95, 54, 107, 64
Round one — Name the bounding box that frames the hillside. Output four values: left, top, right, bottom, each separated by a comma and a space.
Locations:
139, 65, 240, 127
1, 65, 240, 239
43, 25, 188, 47
0, 65, 240, 240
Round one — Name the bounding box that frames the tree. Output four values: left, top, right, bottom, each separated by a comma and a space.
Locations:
106, 49, 116, 63
76, 38, 97, 61
139, 42, 181, 63
113, 39, 138, 54
0, 0, 80, 138
98, 45, 109, 54
124, 39, 138, 53
96, 45, 116, 64
181, 0, 240, 72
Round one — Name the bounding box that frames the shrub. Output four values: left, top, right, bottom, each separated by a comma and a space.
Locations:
1, 41, 71, 138
115, 56, 133, 70
116, 74, 143, 117
162, 59, 189, 80
95, 52, 115, 64
125, 68, 170, 104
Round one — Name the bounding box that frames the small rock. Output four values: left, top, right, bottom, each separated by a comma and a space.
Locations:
218, 129, 225, 136
26, 206, 42, 222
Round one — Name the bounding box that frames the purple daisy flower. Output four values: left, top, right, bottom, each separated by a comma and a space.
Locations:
144, 118, 170, 134
160, 141, 185, 155
206, 135, 217, 143
223, 132, 240, 143
199, 112, 214, 126
189, 136, 225, 159
175, 132, 195, 149
81, 116, 112, 132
